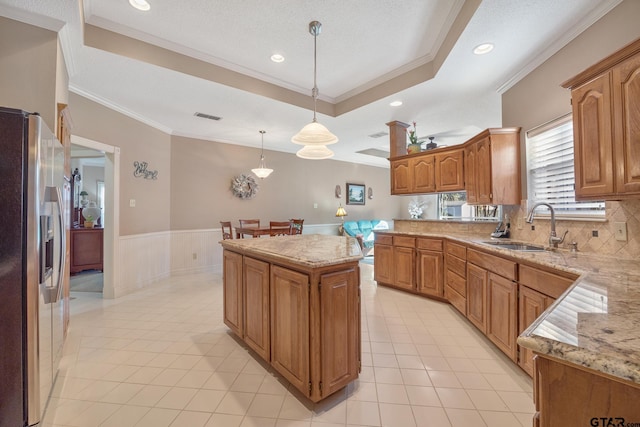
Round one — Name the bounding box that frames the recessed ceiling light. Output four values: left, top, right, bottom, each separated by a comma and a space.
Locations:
473, 43, 494, 55
271, 54, 285, 63
390, 101, 403, 107
129, 0, 150, 11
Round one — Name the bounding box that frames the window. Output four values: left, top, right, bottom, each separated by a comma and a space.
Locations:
526, 114, 605, 219
438, 192, 501, 221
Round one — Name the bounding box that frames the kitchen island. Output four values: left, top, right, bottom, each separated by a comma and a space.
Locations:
220, 234, 362, 402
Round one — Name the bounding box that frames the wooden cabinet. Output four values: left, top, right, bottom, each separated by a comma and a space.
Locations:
223, 250, 243, 337
319, 269, 360, 397
244, 257, 270, 361
387, 125, 521, 197
533, 355, 640, 426
70, 227, 103, 274
444, 241, 467, 315
486, 272, 518, 361
467, 248, 518, 361
563, 37, 640, 200
416, 238, 443, 297
518, 264, 576, 376
222, 246, 361, 402
466, 263, 487, 333
270, 265, 310, 393
374, 234, 415, 291
518, 286, 553, 376
435, 149, 464, 192
464, 129, 521, 205
391, 159, 411, 194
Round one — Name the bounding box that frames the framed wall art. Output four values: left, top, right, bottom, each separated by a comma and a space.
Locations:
346, 183, 365, 205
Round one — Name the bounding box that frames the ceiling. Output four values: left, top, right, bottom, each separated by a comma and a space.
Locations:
0, 0, 622, 167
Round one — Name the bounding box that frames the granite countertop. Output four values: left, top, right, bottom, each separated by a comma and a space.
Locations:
220, 234, 363, 268
375, 230, 640, 385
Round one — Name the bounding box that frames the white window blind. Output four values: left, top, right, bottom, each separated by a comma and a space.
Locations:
526, 115, 605, 218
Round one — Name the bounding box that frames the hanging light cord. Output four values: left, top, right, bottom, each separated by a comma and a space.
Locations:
260, 130, 266, 158
310, 21, 320, 123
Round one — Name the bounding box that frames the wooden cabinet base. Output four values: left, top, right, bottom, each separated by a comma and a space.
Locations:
533, 354, 640, 426
223, 249, 361, 403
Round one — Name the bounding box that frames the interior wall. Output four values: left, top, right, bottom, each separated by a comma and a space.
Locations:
502, 0, 640, 200
0, 16, 58, 129
169, 135, 402, 229
68, 93, 171, 236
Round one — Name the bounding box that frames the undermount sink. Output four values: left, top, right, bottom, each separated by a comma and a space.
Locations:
481, 241, 546, 251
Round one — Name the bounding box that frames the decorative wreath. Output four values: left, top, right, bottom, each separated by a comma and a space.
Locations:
231, 174, 259, 199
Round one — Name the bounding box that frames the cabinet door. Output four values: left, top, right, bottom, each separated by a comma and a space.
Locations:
613, 54, 640, 195
572, 73, 614, 198
518, 286, 552, 377
270, 265, 310, 395
486, 273, 518, 361
243, 257, 270, 361
411, 155, 436, 193
391, 159, 411, 194
435, 149, 464, 191
466, 263, 488, 333
393, 246, 415, 291
464, 144, 477, 203
373, 244, 393, 285
320, 269, 360, 397
223, 250, 243, 337
475, 137, 493, 204
417, 250, 443, 297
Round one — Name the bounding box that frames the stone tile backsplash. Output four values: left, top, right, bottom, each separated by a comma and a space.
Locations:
504, 199, 640, 260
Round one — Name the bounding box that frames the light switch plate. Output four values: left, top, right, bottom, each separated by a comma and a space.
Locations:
129, 199, 136, 207
614, 222, 628, 241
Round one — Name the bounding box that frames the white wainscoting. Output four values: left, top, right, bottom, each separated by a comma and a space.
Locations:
170, 229, 224, 276
115, 224, 341, 297
117, 231, 171, 298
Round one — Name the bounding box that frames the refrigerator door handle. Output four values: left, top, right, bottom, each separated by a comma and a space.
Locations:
42, 185, 66, 304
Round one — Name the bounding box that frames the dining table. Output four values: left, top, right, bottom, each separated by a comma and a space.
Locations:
235, 225, 273, 239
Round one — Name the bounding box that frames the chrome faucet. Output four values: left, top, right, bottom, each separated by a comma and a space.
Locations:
525, 202, 568, 248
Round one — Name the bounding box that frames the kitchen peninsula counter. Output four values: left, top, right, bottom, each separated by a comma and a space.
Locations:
220, 235, 362, 402
375, 229, 640, 425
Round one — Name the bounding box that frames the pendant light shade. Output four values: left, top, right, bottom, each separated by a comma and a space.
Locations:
251, 130, 273, 179
292, 21, 338, 159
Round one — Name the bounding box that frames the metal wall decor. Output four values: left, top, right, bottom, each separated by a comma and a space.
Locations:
133, 161, 158, 180
335, 185, 341, 198
368, 187, 373, 199
231, 174, 259, 199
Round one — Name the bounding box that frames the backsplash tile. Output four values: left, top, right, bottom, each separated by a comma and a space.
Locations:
504, 199, 640, 260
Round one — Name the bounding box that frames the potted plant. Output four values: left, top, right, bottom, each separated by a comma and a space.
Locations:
84, 215, 95, 228
406, 121, 421, 154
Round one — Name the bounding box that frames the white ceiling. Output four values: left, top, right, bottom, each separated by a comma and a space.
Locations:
0, 0, 622, 167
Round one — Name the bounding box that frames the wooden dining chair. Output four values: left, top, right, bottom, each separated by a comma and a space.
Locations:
220, 221, 233, 240
238, 219, 260, 238
290, 218, 304, 235
270, 221, 293, 236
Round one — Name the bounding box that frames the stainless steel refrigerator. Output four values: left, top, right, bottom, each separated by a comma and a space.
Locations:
0, 107, 68, 426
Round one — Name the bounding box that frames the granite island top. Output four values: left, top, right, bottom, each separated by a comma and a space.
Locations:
220, 234, 363, 269
375, 230, 640, 385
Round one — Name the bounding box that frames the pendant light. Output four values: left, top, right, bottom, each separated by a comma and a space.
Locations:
251, 130, 273, 179
291, 21, 338, 159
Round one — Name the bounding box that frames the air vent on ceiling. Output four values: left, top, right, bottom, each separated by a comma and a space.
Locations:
194, 112, 222, 121
368, 131, 388, 139
356, 148, 390, 159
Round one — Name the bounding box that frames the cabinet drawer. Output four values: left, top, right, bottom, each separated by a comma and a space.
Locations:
467, 248, 517, 281
445, 254, 466, 278
445, 241, 466, 259
519, 264, 576, 299
375, 234, 393, 245
417, 238, 443, 251
445, 269, 466, 297
445, 284, 466, 316
393, 236, 416, 248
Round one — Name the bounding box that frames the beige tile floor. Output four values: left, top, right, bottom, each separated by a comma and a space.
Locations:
44, 264, 534, 427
